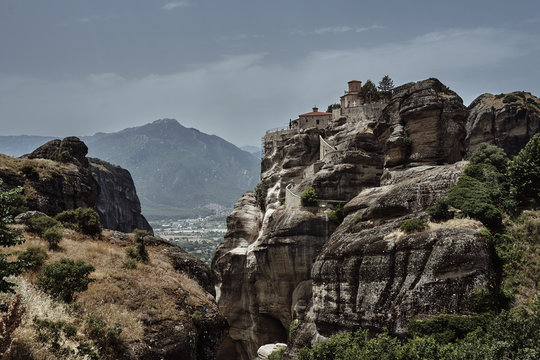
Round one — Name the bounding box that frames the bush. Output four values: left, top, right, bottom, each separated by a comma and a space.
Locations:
75, 208, 102, 237
86, 314, 123, 352
428, 199, 453, 222
54, 210, 78, 229
55, 208, 102, 237
289, 319, 299, 337
37, 258, 94, 302
43, 227, 63, 250
27, 216, 60, 236
268, 346, 286, 360
409, 313, 491, 344
301, 187, 317, 207
400, 218, 428, 233
20, 164, 39, 181
447, 176, 502, 229
468, 143, 509, 173
327, 202, 345, 224
18, 246, 48, 271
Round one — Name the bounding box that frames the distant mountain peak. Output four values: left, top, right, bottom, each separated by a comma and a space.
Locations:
151, 118, 180, 126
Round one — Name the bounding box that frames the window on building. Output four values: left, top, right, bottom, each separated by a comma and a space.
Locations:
316, 119, 320, 125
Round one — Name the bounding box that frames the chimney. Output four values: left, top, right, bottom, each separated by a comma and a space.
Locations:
312, 106, 318, 112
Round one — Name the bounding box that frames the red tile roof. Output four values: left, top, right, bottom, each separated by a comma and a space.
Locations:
299, 111, 331, 117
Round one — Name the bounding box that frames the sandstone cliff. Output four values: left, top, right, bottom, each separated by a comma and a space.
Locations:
466, 92, 540, 156
1, 136, 152, 233
212, 78, 528, 359
89, 158, 152, 233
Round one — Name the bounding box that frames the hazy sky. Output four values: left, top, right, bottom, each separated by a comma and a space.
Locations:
1, 1, 540, 147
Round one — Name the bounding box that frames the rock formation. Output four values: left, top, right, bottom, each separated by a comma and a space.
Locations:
466, 92, 540, 156
374, 78, 468, 167
212, 78, 525, 360
0, 137, 151, 233
90, 158, 152, 233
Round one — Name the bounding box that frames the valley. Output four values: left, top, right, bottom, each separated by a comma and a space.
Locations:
150, 215, 228, 265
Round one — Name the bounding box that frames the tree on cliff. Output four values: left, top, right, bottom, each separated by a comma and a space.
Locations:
378, 75, 394, 93
0, 181, 24, 292
508, 133, 540, 207
359, 80, 379, 102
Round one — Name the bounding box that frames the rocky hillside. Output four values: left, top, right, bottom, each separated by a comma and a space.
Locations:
0, 137, 151, 234
212, 78, 540, 360
0, 224, 226, 359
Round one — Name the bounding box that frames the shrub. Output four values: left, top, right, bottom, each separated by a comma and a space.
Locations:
409, 313, 491, 344
18, 246, 48, 271
75, 208, 102, 237
301, 187, 317, 207
268, 346, 286, 360
400, 218, 428, 233
55, 208, 102, 237
32, 317, 66, 353
327, 202, 345, 224
43, 227, 63, 250
428, 199, 453, 222
86, 314, 123, 352
20, 164, 39, 181
54, 210, 78, 229
508, 133, 540, 207
254, 183, 268, 211
468, 143, 509, 173
37, 258, 95, 302
289, 319, 300, 337
447, 176, 502, 229
27, 216, 60, 236
122, 257, 137, 269
503, 94, 519, 104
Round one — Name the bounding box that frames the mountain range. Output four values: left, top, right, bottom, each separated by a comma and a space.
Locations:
0, 119, 260, 219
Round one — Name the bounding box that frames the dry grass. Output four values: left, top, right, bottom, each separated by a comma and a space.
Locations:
0, 227, 217, 359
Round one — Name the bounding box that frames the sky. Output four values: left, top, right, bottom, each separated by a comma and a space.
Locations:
1, 1, 540, 147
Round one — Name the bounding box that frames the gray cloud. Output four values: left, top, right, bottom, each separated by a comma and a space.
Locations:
161, 1, 190, 10
0, 27, 538, 147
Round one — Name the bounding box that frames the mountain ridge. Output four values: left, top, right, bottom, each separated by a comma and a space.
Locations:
0, 119, 261, 219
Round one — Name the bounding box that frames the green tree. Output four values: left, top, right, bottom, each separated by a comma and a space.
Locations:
508, 133, 540, 207
377, 75, 394, 93
326, 103, 341, 113
359, 80, 380, 103
0, 181, 25, 292
37, 258, 94, 302
301, 187, 318, 207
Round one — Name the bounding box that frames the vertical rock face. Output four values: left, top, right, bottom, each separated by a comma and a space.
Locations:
374, 78, 468, 167
214, 78, 538, 359
304, 164, 491, 344
89, 158, 153, 233
466, 92, 540, 156
212, 193, 335, 360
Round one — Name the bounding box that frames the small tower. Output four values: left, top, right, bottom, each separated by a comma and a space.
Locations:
348, 80, 362, 93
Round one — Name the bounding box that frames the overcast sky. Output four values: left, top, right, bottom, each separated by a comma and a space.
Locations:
1, 1, 540, 147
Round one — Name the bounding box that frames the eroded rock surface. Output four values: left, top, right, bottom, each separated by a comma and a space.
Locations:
284, 164, 492, 355
90, 158, 152, 233
374, 78, 467, 167
466, 92, 540, 156
212, 193, 335, 360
